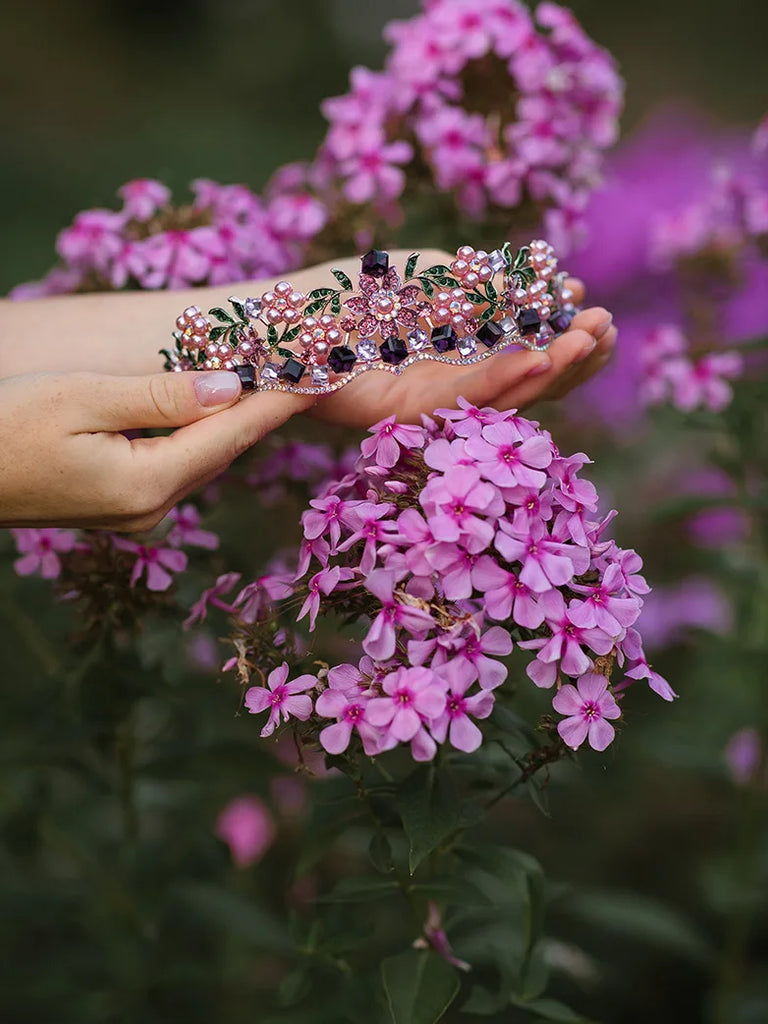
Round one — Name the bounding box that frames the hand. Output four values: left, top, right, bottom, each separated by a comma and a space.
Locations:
0, 370, 311, 530
303, 250, 616, 427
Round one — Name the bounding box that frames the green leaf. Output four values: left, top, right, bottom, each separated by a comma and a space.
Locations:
396, 765, 461, 875
509, 996, 593, 1023
381, 951, 459, 1024
502, 241, 514, 267
317, 876, 399, 903
430, 274, 459, 288
421, 264, 453, 276
411, 876, 492, 908
267, 324, 279, 347
304, 297, 328, 315
332, 269, 354, 291
466, 292, 486, 304
177, 883, 292, 951
420, 279, 435, 299
276, 347, 293, 359
369, 832, 394, 874
512, 246, 531, 271
405, 252, 420, 280
307, 287, 337, 299
281, 325, 300, 344
208, 324, 229, 342
228, 297, 247, 321
485, 280, 498, 304
479, 306, 495, 323
331, 293, 341, 315
208, 306, 235, 324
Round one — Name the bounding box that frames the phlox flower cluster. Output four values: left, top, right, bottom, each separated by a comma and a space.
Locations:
9, 178, 327, 299
238, 401, 672, 759
311, 0, 622, 252
10, 503, 216, 591
638, 324, 743, 413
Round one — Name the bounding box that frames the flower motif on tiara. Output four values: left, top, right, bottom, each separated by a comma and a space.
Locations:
344, 266, 425, 340
260, 280, 306, 326
450, 246, 495, 289
433, 287, 478, 336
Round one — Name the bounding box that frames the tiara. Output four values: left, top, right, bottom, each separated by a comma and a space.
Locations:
162, 241, 579, 396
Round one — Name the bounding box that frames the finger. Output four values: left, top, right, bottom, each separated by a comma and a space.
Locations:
436, 346, 553, 411
543, 323, 618, 400
133, 390, 315, 498
565, 277, 585, 305
492, 327, 605, 411
65, 370, 243, 432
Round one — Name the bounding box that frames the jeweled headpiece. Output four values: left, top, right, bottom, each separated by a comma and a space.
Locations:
163, 241, 578, 395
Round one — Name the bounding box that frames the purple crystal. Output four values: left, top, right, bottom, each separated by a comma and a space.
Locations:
380, 337, 408, 365
260, 362, 280, 383
458, 335, 477, 357
431, 324, 457, 353
549, 309, 573, 334
361, 249, 389, 278
278, 357, 306, 384
235, 364, 256, 390
475, 320, 504, 348
356, 338, 378, 361
487, 249, 506, 273
517, 309, 541, 335
407, 327, 429, 351
243, 296, 262, 319
311, 366, 330, 387
328, 345, 357, 374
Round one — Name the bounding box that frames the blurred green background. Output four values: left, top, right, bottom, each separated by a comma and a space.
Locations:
2, 0, 767, 294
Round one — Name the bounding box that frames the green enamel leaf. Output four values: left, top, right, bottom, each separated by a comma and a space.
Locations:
466, 292, 486, 304
267, 325, 279, 347
485, 281, 498, 304
276, 347, 293, 359
208, 325, 228, 342
502, 241, 514, 267
229, 298, 247, 322
420, 279, 435, 298
331, 269, 353, 291
512, 246, 531, 271
479, 306, 495, 323
405, 252, 420, 280
281, 326, 300, 344
431, 274, 458, 288
306, 287, 336, 300
422, 264, 453, 277
304, 298, 327, 316
208, 306, 235, 324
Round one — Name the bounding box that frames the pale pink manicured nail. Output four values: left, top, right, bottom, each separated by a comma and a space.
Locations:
594, 315, 613, 339
525, 357, 552, 377
194, 371, 242, 406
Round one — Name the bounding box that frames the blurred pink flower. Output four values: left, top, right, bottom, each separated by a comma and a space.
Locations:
215, 795, 276, 868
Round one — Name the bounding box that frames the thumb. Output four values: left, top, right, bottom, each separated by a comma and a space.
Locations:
70, 370, 243, 432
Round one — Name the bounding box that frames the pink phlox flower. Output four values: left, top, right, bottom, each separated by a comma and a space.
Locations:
623, 657, 678, 702
552, 671, 621, 752
414, 901, 472, 972
56, 209, 124, 274
420, 466, 503, 552
315, 665, 380, 756
165, 504, 219, 550
366, 666, 447, 745
519, 589, 615, 687
297, 566, 355, 630
508, 487, 554, 530
568, 562, 642, 635
233, 573, 294, 625
341, 131, 413, 205
667, 350, 743, 412
336, 501, 398, 574
11, 528, 77, 580
391, 508, 437, 578
434, 397, 508, 437
360, 416, 426, 468
430, 660, 495, 752
302, 494, 349, 550
447, 623, 514, 690
425, 544, 481, 601
495, 518, 589, 593
362, 570, 434, 661
464, 420, 553, 489
118, 178, 170, 221
416, 106, 489, 188
215, 795, 276, 868
613, 549, 651, 596
112, 537, 187, 592
183, 571, 241, 630
295, 535, 331, 580
244, 662, 316, 738
423, 437, 476, 472
470, 554, 544, 628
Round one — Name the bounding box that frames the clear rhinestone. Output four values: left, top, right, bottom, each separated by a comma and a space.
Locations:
311, 366, 330, 387
499, 316, 517, 334
260, 362, 280, 382
487, 249, 506, 273
243, 296, 262, 318
356, 338, 378, 361
407, 327, 429, 351
458, 335, 477, 357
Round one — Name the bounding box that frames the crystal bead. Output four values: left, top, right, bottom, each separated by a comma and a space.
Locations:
499, 316, 517, 334
407, 327, 429, 351
260, 362, 281, 382
311, 366, 330, 387
517, 309, 541, 335
475, 320, 504, 348
487, 249, 506, 273
549, 310, 572, 334
235, 364, 256, 390
361, 249, 389, 278
380, 337, 408, 364
243, 296, 262, 318
278, 357, 306, 384
431, 324, 457, 353
356, 338, 378, 361
458, 335, 477, 357
328, 345, 357, 373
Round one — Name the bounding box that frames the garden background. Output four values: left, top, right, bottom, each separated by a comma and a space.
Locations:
1, 2, 767, 1023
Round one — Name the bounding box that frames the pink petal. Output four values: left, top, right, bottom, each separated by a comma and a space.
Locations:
244, 687, 271, 714
588, 718, 616, 752
558, 715, 590, 749
552, 683, 583, 716
577, 672, 608, 703
284, 694, 313, 721
390, 706, 421, 742
449, 715, 483, 753
320, 720, 354, 754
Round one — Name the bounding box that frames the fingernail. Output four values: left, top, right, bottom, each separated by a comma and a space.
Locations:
574, 337, 597, 362
525, 357, 552, 377
595, 315, 613, 339
194, 370, 242, 406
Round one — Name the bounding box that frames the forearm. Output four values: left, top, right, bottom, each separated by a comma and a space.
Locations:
0, 251, 447, 380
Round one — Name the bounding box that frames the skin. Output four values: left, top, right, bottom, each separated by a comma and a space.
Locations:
0, 248, 616, 530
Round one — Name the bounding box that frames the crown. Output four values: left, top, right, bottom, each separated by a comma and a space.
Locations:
163, 241, 578, 395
